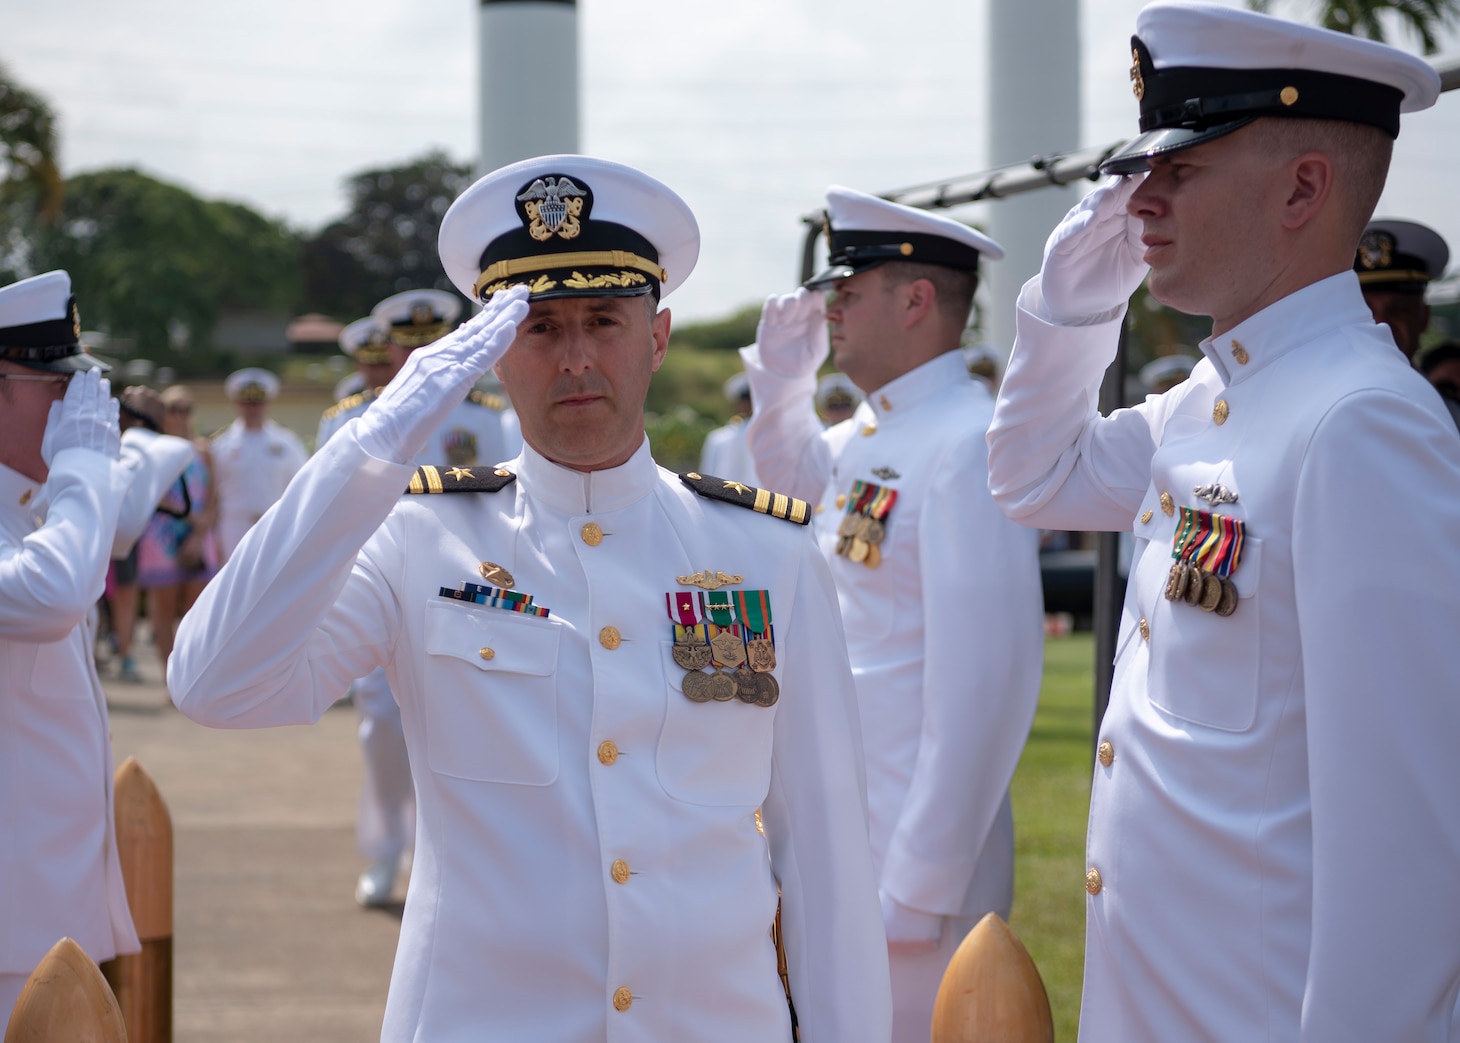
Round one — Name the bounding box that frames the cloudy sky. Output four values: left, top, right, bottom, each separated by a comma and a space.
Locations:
4, 0, 1458, 323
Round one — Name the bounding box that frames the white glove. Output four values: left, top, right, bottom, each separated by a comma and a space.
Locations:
881, 891, 943, 956
40, 369, 120, 467
754, 287, 829, 379
356, 286, 530, 464
1039, 174, 1149, 326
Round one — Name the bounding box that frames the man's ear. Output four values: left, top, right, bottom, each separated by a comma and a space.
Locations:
650, 306, 672, 372
900, 278, 938, 331
1282, 152, 1335, 232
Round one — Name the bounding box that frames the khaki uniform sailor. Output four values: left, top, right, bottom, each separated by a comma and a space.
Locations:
0, 271, 138, 1032
170, 155, 891, 1041
987, 5, 1460, 1039
211, 368, 307, 559
742, 186, 1043, 1042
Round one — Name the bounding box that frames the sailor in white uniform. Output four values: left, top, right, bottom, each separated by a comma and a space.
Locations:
0, 271, 139, 1032
741, 187, 1043, 1042
698, 371, 760, 487
170, 155, 891, 1042
210, 368, 307, 560
985, 5, 1460, 1039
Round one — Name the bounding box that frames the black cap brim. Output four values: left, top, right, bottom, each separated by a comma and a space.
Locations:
804, 259, 893, 290
1100, 118, 1255, 175
11, 350, 111, 374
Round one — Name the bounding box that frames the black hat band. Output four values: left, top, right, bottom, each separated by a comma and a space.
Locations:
828, 230, 982, 272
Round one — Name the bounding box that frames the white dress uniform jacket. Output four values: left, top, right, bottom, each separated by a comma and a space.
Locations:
169, 425, 892, 1042
699, 417, 761, 488
210, 417, 307, 559
745, 349, 1044, 927
0, 452, 140, 978
319, 389, 517, 472
987, 272, 1460, 1042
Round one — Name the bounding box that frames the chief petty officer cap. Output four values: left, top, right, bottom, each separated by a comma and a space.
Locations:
371, 289, 463, 351
339, 315, 393, 366
439, 154, 700, 305
1102, 1, 1442, 176
816, 371, 864, 411
0, 270, 109, 374
805, 186, 1004, 290
225, 367, 279, 404
1355, 219, 1450, 293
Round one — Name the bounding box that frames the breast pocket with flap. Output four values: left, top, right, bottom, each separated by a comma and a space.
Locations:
421, 600, 562, 785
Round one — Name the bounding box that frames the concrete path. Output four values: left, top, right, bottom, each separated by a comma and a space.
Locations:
105, 647, 400, 1042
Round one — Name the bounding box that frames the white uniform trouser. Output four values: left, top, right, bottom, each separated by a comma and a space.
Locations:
1, 973, 26, 1037
352, 667, 415, 863
890, 913, 980, 1043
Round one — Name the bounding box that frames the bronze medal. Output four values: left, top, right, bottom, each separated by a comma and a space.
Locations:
747, 636, 776, 672
863, 542, 882, 569
848, 537, 870, 563
682, 670, 712, 703
1215, 577, 1239, 617
755, 673, 780, 707
1182, 566, 1204, 605
861, 517, 886, 545
734, 666, 760, 703
710, 629, 747, 669
837, 513, 862, 539
834, 535, 852, 557
1165, 563, 1185, 601
672, 640, 713, 672
1198, 572, 1223, 612
707, 669, 737, 702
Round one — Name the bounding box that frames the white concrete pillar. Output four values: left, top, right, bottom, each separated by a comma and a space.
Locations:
983, 0, 1081, 355
479, 0, 580, 175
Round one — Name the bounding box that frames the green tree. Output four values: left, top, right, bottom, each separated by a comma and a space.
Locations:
0, 63, 63, 280
301, 150, 472, 320
29, 168, 301, 361
1249, 0, 1460, 52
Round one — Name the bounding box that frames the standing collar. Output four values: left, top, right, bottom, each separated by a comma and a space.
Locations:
1198, 271, 1375, 387
866, 350, 971, 419
514, 435, 660, 515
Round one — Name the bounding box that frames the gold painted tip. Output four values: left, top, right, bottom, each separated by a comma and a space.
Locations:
4, 937, 127, 1043
930, 913, 1054, 1043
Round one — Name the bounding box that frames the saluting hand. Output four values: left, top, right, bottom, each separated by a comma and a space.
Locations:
754, 287, 829, 379
40, 369, 120, 467
356, 286, 530, 465
1039, 173, 1149, 326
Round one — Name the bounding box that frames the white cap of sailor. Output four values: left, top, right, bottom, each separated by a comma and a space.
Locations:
0, 270, 108, 373
371, 289, 463, 351
1139, 353, 1198, 394
805, 186, 1004, 290
815, 372, 864, 412
1355, 219, 1450, 293
338, 315, 393, 365
1103, 1, 1442, 175
225, 367, 279, 404
438, 155, 700, 305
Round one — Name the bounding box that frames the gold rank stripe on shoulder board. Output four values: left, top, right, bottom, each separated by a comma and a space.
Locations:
320, 387, 376, 421
404, 465, 517, 495
679, 472, 811, 525
466, 389, 508, 412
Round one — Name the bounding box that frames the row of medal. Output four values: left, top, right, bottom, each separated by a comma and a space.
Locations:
665, 589, 779, 706
1163, 506, 1246, 618
834, 480, 897, 569
439, 580, 552, 618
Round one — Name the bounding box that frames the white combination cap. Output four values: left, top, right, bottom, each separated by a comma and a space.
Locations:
439, 154, 700, 305
225, 367, 280, 403
1139, 354, 1198, 393
338, 315, 393, 363
371, 289, 463, 350
0, 270, 108, 373
1104, 1, 1442, 175
806, 186, 1004, 289
815, 372, 864, 410
1355, 219, 1450, 290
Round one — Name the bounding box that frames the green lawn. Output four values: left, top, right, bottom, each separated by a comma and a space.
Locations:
1007, 633, 1095, 1042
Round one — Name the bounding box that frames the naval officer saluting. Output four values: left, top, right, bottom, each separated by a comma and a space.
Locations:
169, 155, 891, 1042
986, 4, 1460, 1039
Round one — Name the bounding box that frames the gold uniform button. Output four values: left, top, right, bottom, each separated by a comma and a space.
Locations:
1097, 741, 1115, 767
835, 493, 847, 509
1140, 510, 1153, 525
478, 647, 495, 661
1231, 340, 1250, 365
581, 522, 604, 546
1139, 618, 1150, 642
1159, 492, 1175, 516
1086, 867, 1103, 895
1213, 399, 1230, 425
599, 626, 622, 650
597, 740, 619, 765
860, 423, 877, 437
610, 859, 631, 884
613, 987, 633, 1012
494, 468, 512, 477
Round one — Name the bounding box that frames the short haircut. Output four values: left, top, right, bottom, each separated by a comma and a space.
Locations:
1246, 117, 1393, 241
879, 261, 979, 329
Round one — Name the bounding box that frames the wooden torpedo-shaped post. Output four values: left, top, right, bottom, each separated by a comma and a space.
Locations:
99, 757, 172, 1043
930, 913, 1054, 1043
3, 937, 127, 1043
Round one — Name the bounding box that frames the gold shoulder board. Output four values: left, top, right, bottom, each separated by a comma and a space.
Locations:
404, 465, 517, 495
466, 389, 507, 412
679, 472, 810, 525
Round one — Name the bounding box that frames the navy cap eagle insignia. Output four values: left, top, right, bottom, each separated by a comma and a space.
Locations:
516, 176, 588, 242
